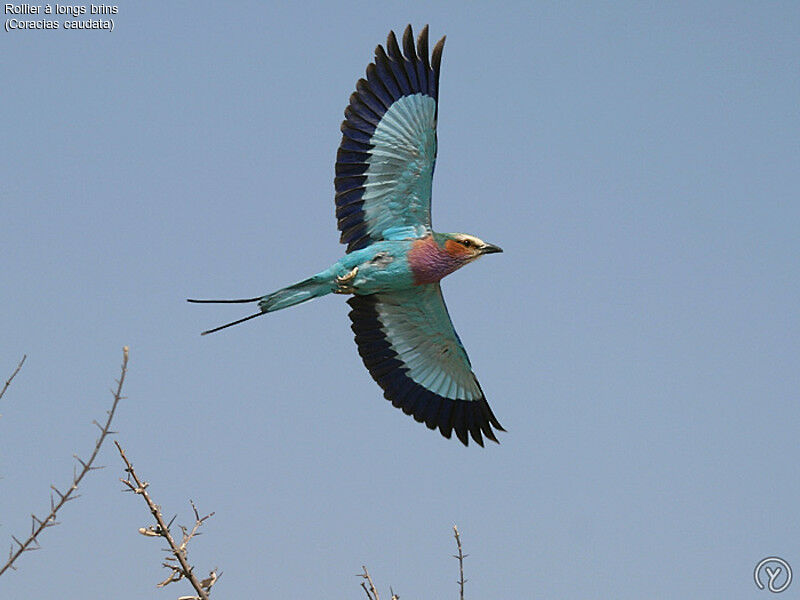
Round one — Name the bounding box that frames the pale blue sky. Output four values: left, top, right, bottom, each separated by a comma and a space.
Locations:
2, 2, 799, 598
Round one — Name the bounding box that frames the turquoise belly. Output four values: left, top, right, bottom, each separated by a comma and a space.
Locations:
335, 241, 416, 294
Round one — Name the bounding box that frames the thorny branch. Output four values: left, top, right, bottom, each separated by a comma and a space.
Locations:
0, 354, 27, 404
453, 525, 468, 600
357, 566, 398, 600
358, 565, 379, 600
359, 527, 468, 600
0, 347, 128, 577
116, 441, 218, 599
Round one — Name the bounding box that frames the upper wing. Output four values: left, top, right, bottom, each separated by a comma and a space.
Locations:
335, 25, 445, 253
347, 284, 504, 446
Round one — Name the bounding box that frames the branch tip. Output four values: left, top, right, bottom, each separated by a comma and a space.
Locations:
116, 442, 214, 599
0, 347, 128, 576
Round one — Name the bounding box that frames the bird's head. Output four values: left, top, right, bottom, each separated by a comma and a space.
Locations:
441, 233, 503, 263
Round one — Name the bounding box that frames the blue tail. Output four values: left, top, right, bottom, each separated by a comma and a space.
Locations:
259, 275, 333, 313
188, 272, 334, 335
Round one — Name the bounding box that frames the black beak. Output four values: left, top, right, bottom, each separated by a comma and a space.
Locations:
480, 242, 503, 255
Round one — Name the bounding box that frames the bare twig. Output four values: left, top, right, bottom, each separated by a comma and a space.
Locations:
0, 354, 27, 404
453, 525, 468, 600
358, 565, 380, 600
357, 565, 398, 600
116, 441, 217, 599
0, 347, 128, 577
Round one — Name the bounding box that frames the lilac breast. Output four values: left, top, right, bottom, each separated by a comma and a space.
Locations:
408, 237, 466, 285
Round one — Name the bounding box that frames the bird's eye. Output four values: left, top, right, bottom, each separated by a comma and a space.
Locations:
461, 239, 472, 247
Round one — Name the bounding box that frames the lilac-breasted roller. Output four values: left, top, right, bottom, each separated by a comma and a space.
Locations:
189, 25, 504, 446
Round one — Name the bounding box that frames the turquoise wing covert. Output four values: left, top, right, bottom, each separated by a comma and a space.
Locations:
348, 284, 504, 446
335, 25, 443, 252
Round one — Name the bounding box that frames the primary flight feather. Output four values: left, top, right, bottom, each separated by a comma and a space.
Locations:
189, 25, 504, 446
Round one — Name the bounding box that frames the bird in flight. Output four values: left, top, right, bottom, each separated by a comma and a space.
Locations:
189, 25, 504, 446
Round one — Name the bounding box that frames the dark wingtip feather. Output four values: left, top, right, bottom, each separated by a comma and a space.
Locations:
365, 63, 393, 110
471, 429, 486, 447
454, 423, 469, 446
480, 409, 500, 444
402, 24, 418, 61
487, 402, 506, 432
468, 412, 485, 447
386, 29, 402, 59
432, 35, 445, 78
452, 402, 467, 445
417, 25, 431, 70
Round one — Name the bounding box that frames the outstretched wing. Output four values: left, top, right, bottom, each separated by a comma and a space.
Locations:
335, 25, 445, 253
347, 284, 504, 446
